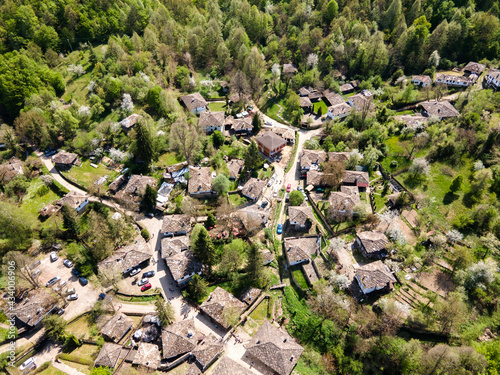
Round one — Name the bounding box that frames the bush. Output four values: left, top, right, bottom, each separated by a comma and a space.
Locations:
289, 190, 304, 206
57, 352, 93, 366
141, 228, 150, 240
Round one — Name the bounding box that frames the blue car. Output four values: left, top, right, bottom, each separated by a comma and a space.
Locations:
72, 268, 80, 277
79, 277, 88, 286
277, 224, 283, 234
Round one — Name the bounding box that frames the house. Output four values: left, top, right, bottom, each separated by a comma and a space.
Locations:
419, 100, 460, 120
435, 74, 475, 87
188, 167, 216, 198
239, 287, 262, 305
56, 191, 89, 214
179, 93, 208, 115
241, 178, 266, 201
283, 236, 320, 266
227, 159, 244, 180
463, 61, 485, 76
328, 188, 360, 216
186, 363, 202, 375
355, 260, 396, 294
299, 96, 313, 112
156, 182, 174, 206
161, 214, 192, 237
212, 356, 254, 375
322, 90, 345, 106
0, 157, 23, 183
11, 289, 58, 330
340, 83, 354, 94
394, 114, 428, 127
100, 313, 134, 343
161, 318, 199, 360
98, 237, 151, 275
329, 152, 351, 164
255, 132, 287, 157
94, 343, 125, 369
231, 117, 253, 135
198, 111, 225, 134
165, 251, 202, 286
245, 320, 304, 375
282, 63, 298, 76
38, 203, 60, 218
52, 152, 80, 170
120, 113, 141, 131
411, 75, 432, 87
288, 206, 314, 230
192, 333, 223, 371
260, 248, 275, 265
116, 175, 157, 202
199, 287, 246, 330
161, 235, 190, 259
272, 128, 295, 144
132, 342, 161, 370
326, 102, 352, 120
299, 150, 328, 172
108, 175, 127, 194
308, 89, 322, 102
485, 69, 500, 90
356, 231, 389, 259
347, 93, 374, 111
342, 170, 369, 188
306, 170, 329, 187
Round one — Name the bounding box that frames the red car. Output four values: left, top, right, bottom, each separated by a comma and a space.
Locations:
141, 283, 152, 292
286, 184, 291, 192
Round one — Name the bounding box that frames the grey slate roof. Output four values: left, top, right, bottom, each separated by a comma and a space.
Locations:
161, 318, 197, 359
94, 343, 124, 368
355, 260, 396, 291
199, 287, 246, 330
100, 313, 134, 343
212, 356, 254, 375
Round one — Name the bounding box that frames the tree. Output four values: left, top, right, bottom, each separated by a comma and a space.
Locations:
220, 245, 244, 275
205, 213, 216, 228
187, 274, 208, 303
251, 113, 261, 134
212, 130, 224, 148
155, 298, 175, 327
90, 367, 113, 375
43, 315, 68, 342
435, 292, 467, 334
246, 242, 263, 281
141, 184, 157, 212
244, 140, 264, 170
131, 120, 155, 166
289, 190, 304, 206
324, 0, 339, 24
229, 70, 249, 102
193, 226, 216, 271
121, 93, 134, 113
61, 204, 79, 239
212, 174, 230, 195
322, 160, 345, 188
170, 118, 200, 164
409, 157, 430, 178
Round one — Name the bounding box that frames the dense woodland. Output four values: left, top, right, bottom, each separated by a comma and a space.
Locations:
1, 0, 500, 374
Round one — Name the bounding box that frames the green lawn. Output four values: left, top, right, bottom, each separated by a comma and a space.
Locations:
0, 326, 16, 342
208, 101, 228, 112
20, 178, 62, 218
157, 152, 185, 168
37, 364, 67, 375
68, 344, 99, 362
312, 99, 328, 115
291, 266, 309, 289
63, 160, 118, 189
229, 193, 249, 207
249, 298, 269, 325
372, 193, 388, 212
66, 316, 98, 340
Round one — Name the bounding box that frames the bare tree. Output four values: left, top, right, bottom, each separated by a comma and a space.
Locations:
229, 70, 250, 102
170, 118, 201, 164
321, 160, 345, 188
3, 251, 39, 288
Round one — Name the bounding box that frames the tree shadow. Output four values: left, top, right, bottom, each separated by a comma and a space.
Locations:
442, 192, 458, 205
462, 191, 479, 208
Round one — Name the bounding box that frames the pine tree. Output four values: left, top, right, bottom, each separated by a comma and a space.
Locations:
244, 140, 264, 170
132, 121, 155, 166
187, 274, 208, 303
382, 0, 402, 31
141, 184, 157, 212
61, 204, 79, 239
155, 298, 175, 326
193, 226, 216, 271
252, 112, 261, 134
246, 242, 263, 281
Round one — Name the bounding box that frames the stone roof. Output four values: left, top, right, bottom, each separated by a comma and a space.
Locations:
199, 287, 246, 330
329, 152, 351, 163
340, 83, 354, 92
198, 111, 225, 132
120, 114, 141, 130
239, 287, 262, 305
464, 61, 485, 75
288, 206, 314, 226
213, 356, 254, 375
38, 204, 60, 218
348, 93, 374, 111
94, 343, 124, 368
308, 90, 322, 101
255, 132, 286, 151
299, 96, 312, 108
245, 320, 304, 375
272, 128, 295, 141
132, 342, 161, 370
56, 191, 89, 210
192, 333, 223, 368
328, 103, 351, 117
161, 214, 192, 234
108, 175, 127, 194
161, 235, 190, 259
323, 90, 345, 106
161, 318, 197, 359
282, 64, 298, 75
227, 159, 244, 179
411, 75, 432, 84
486, 68, 500, 81
166, 161, 189, 173
436, 73, 475, 85
0, 157, 23, 182
394, 114, 428, 127
98, 237, 151, 274
232, 117, 253, 132
306, 170, 329, 186
100, 313, 134, 343
284, 236, 320, 264
260, 248, 275, 264
12, 289, 57, 328
357, 231, 389, 254
186, 363, 202, 375
355, 260, 396, 291
52, 151, 79, 166
340, 185, 359, 196
343, 170, 369, 185
300, 150, 328, 170
419, 100, 460, 118
116, 175, 157, 200
328, 191, 360, 212
188, 167, 213, 194
298, 87, 311, 96
165, 251, 202, 282
241, 178, 266, 200
180, 93, 207, 111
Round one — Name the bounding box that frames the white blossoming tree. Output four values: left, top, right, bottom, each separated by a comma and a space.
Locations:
307, 53, 319, 69
77, 105, 91, 117
121, 93, 134, 113
446, 229, 463, 243
409, 157, 430, 178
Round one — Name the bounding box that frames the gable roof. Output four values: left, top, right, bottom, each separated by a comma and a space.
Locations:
328, 102, 352, 117
161, 214, 192, 234
161, 235, 190, 259
355, 260, 396, 291
339, 83, 354, 92
306, 170, 329, 186
245, 320, 304, 375
300, 150, 328, 170
227, 159, 244, 179
282, 64, 298, 75
199, 287, 246, 329
108, 175, 127, 194
213, 356, 254, 375
343, 170, 369, 185
98, 237, 151, 274
132, 342, 161, 370
165, 251, 202, 282
192, 333, 223, 368
255, 132, 286, 151
348, 93, 374, 111
120, 114, 141, 130
12, 289, 57, 328
161, 318, 197, 359
241, 178, 266, 200
188, 167, 213, 194
232, 117, 253, 132
100, 313, 134, 343
198, 111, 225, 131
116, 175, 157, 200
299, 96, 312, 108
272, 128, 295, 141
283, 236, 320, 264
419, 100, 460, 118
180, 93, 207, 111
94, 343, 124, 368
463, 61, 485, 75
328, 191, 360, 212
329, 152, 351, 163
323, 90, 345, 106
52, 151, 79, 165
288, 206, 314, 226
56, 191, 89, 210
357, 231, 389, 254
411, 75, 432, 84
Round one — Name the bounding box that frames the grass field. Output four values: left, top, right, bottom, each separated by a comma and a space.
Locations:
20, 178, 61, 217
157, 152, 184, 168
292, 267, 309, 289
229, 193, 249, 207
313, 99, 328, 115
208, 101, 228, 112
64, 160, 118, 189
38, 364, 67, 375
66, 316, 98, 340
249, 298, 269, 325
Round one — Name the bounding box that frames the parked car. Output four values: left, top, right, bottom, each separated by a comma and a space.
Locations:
301, 174, 306, 179
277, 224, 283, 234
66, 288, 76, 295
67, 294, 78, 301
286, 184, 291, 192
72, 268, 81, 277
63, 259, 73, 268
130, 268, 141, 277
298, 186, 303, 191
56, 308, 65, 316
141, 283, 152, 292
143, 271, 155, 278
264, 120, 272, 125
46, 276, 61, 287
50, 252, 58, 262
19, 357, 36, 371
44, 148, 55, 157
285, 193, 290, 202
79, 277, 88, 286
261, 201, 269, 208
58, 280, 67, 288
138, 278, 149, 286
98, 293, 106, 300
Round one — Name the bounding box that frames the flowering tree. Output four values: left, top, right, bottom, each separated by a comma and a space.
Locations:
409, 157, 430, 178
77, 105, 91, 117
307, 53, 319, 69
474, 160, 484, 171
446, 229, 463, 243
68, 64, 86, 76
121, 93, 134, 113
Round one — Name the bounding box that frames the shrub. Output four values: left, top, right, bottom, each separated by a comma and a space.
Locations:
141, 228, 150, 240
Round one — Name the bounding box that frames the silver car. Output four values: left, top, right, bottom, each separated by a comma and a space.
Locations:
138, 278, 149, 286
67, 294, 78, 301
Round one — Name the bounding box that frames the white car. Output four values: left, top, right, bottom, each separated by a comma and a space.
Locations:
46, 276, 61, 287
130, 268, 141, 277
50, 251, 58, 262
19, 357, 36, 371
67, 294, 78, 301
138, 278, 149, 286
